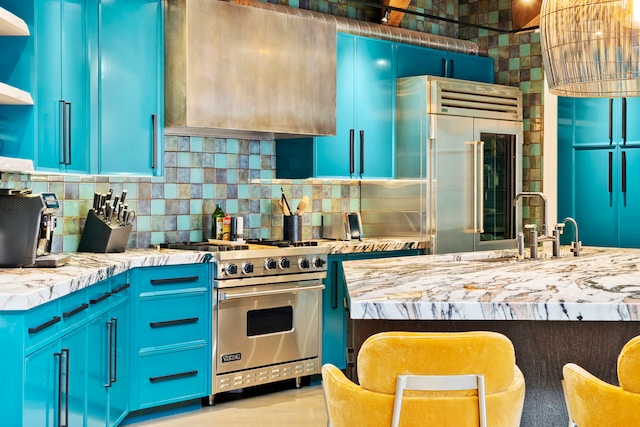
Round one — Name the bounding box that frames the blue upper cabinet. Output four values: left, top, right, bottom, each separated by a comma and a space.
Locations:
35, 0, 89, 173
95, 0, 163, 176
396, 43, 494, 83
0, 0, 163, 175
277, 33, 395, 179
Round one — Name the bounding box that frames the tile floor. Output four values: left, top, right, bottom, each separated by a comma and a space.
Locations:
127, 381, 328, 427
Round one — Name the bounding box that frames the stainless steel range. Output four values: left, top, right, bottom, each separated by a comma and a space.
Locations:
164, 240, 328, 400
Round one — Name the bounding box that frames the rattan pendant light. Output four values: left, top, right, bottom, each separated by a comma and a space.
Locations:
541, 0, 640, 97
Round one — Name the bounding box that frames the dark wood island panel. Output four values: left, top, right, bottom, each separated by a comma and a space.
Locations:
348, 319, 640, 426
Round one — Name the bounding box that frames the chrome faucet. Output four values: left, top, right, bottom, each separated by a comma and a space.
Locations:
562, 217, 581, 256
513, 192, 549, 237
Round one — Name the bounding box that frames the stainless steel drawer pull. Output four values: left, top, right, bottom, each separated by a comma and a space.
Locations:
28, 316, 61, 334
90, 291, 112, 305
62, 303, 89, 319
112, 283, 130, 294
149, 370, 198, 383
150, 275, 199, 285
220, 284, 325, 300
149, 317, 199, 328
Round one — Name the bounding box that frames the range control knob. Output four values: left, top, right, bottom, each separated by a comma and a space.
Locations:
242, 262, 254, 274
264, 258, 277, 270
313, 257, 326, 268
225, 263, 238, 275
279, 257, 291, 269
298, 258, 310, 269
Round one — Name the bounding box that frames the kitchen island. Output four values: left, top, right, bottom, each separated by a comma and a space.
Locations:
342, 247, 640, 426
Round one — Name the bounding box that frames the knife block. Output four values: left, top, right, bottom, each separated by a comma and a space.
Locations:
77, 210, 132, 253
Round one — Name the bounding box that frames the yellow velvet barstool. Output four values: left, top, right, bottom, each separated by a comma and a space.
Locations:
321, 331, 525, 427
563, 335, 640, 427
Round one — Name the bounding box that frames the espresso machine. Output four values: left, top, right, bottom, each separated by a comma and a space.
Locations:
0, 190, 69, 267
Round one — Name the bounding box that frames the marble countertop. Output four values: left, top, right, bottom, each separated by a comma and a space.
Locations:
0, 237, 427, 311
320, 238, 427, 254
0, 249, 211, 311
342, 247, 640, 322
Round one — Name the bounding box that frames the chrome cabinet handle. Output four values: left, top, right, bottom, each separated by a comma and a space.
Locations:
471, 140, 484, 234
477, 140, 484, 234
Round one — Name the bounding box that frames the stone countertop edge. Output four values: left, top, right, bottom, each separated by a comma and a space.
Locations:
320, 238, 428, 254
342, 246, 640, 322
0, 249, 211, 311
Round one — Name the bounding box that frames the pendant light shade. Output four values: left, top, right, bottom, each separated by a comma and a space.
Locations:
541, 0, 640, 97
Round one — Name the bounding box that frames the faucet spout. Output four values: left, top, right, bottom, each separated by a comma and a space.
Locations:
513, 192, 549, 237
562, 217, 581, 256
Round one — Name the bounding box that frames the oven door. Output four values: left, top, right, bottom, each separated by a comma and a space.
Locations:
215, 279, 324, 375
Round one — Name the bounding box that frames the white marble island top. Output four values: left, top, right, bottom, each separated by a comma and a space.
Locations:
342, 247, 640, 322
0, 249, 211, 311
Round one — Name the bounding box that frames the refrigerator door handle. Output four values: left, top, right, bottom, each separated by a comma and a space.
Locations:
477, 140, 484, 234
472, 140, 484, 235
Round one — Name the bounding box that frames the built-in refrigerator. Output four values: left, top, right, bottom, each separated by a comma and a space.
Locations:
396, 75, 524, 254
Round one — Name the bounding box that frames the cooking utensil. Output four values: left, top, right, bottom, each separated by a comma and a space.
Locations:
280, 187, 292, 216
296, 196, 309, 215
279, 197, 291, 216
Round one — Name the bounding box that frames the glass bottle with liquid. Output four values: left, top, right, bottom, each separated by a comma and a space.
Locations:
212, 204, 225, 239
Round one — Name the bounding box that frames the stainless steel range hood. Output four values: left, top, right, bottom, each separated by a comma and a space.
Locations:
165, 0, 336, 139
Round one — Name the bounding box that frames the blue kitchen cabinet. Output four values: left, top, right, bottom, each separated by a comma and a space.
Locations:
0, 0, 163, 175
85, 276, 130, 427
276, 33, 395, 179
322, 249, 422, 369
558, 96, 640, 247
129, 263, 211, 411
23, 340, 58, 426
95, 0, 163, 175
396, 43, 494, 83
34, 0, 89, 173
3, 273, 130, 427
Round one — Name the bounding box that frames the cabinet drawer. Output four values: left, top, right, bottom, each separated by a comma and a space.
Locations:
137, 294, 209, 349
135, 264, 208, 296
24, 300, 60, 352
137, 346, 208, 408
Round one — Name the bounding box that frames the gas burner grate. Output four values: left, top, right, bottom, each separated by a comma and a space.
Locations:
246, 239, 318, 248
160, 242, 249, 251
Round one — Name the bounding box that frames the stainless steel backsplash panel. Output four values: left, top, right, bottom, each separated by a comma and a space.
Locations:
359, 180, 425, 240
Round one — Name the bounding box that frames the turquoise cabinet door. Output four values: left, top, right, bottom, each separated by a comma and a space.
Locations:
322, 255, 347, 369
574, 148, 617, 247
314, 33, 355, 178
107, 300, 129, 427
59, 326, 88, 427
86, 312, 109, 427
354, 36, 394, 179
617, 148, 640, 247
573, 98, 614, 146
447, 51, 494, 83
98, 0, 163, 176
397, 43, 494, 83
23, 341, 58, 427
397, 44, 447, 77
34, 0, 89, 173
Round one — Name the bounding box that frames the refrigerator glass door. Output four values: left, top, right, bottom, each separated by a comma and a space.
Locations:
473, 118, 523, 251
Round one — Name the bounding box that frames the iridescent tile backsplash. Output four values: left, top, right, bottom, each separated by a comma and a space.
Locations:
0, 137, 360, 252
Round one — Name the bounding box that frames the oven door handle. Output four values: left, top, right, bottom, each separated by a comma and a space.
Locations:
219, 284, 325, 300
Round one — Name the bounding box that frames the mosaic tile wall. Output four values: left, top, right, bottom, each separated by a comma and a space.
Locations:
0, 140, 360, 252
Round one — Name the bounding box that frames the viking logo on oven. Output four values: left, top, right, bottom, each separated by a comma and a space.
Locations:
221, 352, 242, 363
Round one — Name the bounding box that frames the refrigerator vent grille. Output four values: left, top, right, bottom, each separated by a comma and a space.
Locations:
431, 80, 523, 121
